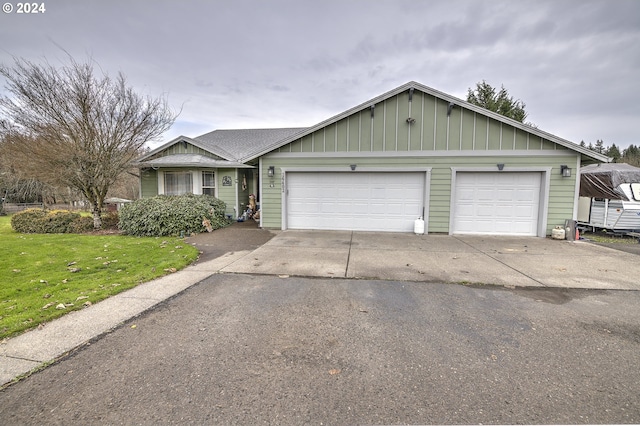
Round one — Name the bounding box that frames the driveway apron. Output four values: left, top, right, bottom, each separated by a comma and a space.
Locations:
220, 230, 640, 290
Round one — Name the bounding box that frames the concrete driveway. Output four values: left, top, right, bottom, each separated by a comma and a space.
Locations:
221, 230, 640, 290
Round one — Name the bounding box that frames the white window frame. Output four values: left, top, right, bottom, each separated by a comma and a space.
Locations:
202, 171, 216, 196
161, 171, 193, 195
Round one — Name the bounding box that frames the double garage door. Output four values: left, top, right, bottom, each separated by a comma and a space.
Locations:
286, 172, 424, 232
285, 171, 542, 236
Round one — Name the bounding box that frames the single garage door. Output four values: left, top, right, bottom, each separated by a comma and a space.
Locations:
452, 172, 541, 236
286, 172, 424, 232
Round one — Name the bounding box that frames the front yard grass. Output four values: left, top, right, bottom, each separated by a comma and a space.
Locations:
0, 215, 200, 340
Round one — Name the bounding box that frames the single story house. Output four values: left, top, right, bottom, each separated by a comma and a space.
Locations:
135, 81, 610, 237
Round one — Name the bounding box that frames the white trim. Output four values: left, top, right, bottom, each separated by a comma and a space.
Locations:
265, 150, 578, 159
157, 170, 164, 194
158, 169, 197, 196
280, 167, 432, 232
449, 167, 551, 237
281, 166, 432, 173
158, 169, 223, 196
234, 168, 239, 219
571, 155, 582, 220
201, 170, 218, 198
258, 158, 263, 228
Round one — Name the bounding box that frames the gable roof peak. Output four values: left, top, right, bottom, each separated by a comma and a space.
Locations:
245, 80, 609, 163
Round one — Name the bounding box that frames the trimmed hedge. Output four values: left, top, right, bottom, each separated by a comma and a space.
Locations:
10, 209, 118, 234
10, 209, 49, 233
11, 209, 82, 233
118, 194, 230, 237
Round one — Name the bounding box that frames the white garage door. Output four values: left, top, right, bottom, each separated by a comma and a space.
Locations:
286, 172, 424, 232
452, 172, 541, 236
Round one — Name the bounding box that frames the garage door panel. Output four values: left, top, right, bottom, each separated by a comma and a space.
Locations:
287, 172, 424, 232
453, 172, 541, 236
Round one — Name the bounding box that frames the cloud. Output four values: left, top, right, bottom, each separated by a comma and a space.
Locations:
1, 0, 638, 149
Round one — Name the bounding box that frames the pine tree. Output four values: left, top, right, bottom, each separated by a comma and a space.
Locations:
605, 143, 621, 162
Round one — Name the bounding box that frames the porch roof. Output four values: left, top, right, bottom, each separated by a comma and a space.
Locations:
137, 154, 253, 169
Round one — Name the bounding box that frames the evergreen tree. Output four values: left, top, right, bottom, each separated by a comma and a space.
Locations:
467, 81, 528, 123
594, 139, 605, 154
605, 143, 621, 162
622, 144, 640, 167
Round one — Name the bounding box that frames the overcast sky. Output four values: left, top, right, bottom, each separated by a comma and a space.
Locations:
1, 0, 638, 150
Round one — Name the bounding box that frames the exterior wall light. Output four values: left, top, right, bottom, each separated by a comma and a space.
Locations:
560, 165, 571, 177
268, 166, 275, 178
350, 164, 357, 171
497, 163, 505, 171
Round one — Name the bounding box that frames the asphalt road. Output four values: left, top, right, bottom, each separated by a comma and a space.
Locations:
1, 274, 639, 425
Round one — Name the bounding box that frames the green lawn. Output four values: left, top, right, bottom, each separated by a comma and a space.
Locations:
0, 215, 200, 340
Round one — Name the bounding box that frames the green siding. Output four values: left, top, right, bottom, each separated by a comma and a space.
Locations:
217, 168, 237, 217
460, 110, 474, 150
434, 99, 448, 150
383, 96, 397, 151
502, 126, 515, 150
372, 107, 384, 151
300, 134, 313, 152
397, 93, 410, 151
152, 141, 222, 160
261, 88, 580, 235
260, 153, 579, 235
422, 95, 436, 149
474, 115, 488, 149
448, 107, 462, 150
487, 121, 501, 150
348, 114, 360, 152
140, 169, 158, 197
288, 139, 302, 153
408, 92, 422, 151
360, 111, 372, 152
515, 129, 528, 150
542, 139, 557, 150
336, 119, 348, 152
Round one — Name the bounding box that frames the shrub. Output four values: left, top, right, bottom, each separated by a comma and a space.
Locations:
45, 210, 82, 233
118, 194, 230, 237
11, 208, 48, 233
101, 211, 119, 229
12, 209, 125, 234
68, 216, 94, 233
11, 208, 82, 233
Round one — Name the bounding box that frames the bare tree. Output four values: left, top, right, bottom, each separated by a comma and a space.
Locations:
0, 57, 176, 228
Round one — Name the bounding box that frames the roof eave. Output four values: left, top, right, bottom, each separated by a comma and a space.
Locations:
138, 163, 254, 169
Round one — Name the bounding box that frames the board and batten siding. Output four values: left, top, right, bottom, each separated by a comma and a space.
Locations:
151, 141, 223, 160
277, 90, 560, 155
260, 89, 578, 235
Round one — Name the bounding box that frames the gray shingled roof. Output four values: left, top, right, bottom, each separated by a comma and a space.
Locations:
194, 128, 307, 162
